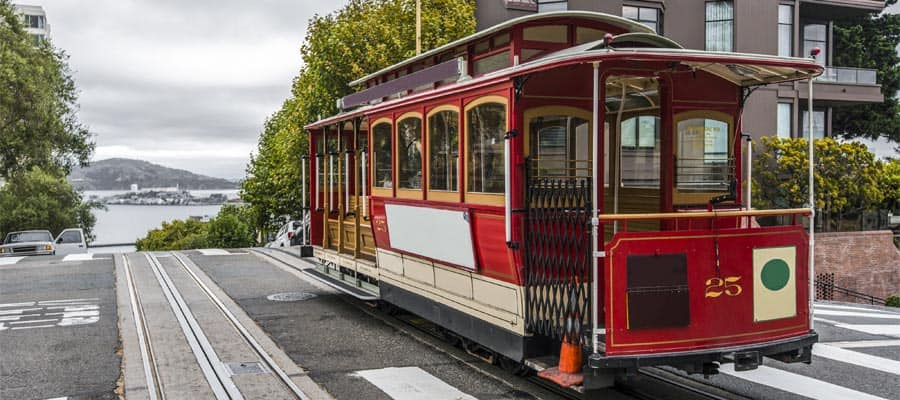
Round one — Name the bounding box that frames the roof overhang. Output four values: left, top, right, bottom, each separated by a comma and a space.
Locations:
348, 11, 654, 87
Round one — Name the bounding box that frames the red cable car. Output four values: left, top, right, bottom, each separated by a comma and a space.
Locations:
301, 11, 820, 390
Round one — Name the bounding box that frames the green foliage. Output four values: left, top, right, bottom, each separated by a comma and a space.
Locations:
881, 158, 900, 212
0, 1, 93, 179
753, 137, 886, 231
242, 0, 475, 230
207, 205, 255, 248
135, 204, 256, 251
886, 295, 900, 308
832, 0, 900, 143
135, 219, 209, 251
0, 167, 100, 242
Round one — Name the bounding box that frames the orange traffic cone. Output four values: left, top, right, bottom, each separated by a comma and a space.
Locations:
537, 314, 584, 387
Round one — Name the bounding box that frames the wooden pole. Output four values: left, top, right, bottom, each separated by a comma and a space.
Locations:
415, 0, 422, 55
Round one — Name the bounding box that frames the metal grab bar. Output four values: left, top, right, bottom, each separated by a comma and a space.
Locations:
596, 208, 812, 221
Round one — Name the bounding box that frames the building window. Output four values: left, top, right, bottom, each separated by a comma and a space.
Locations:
372, 122, 393, 189
803, 23, 828, 66
778, 5, 793, 57
623, 6, 662, 34
23, 14, 45, 29
397, 116, 423, 190
777, 103, 792, 138
705, 1, 734, 52
538, 1, 567, 12
428, 110, 459, 192
801, 109, 826, 139
467, 101, 506, 194
677, 116, 731, 192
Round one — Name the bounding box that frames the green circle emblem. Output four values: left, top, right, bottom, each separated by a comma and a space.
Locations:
761, 259, 790, 291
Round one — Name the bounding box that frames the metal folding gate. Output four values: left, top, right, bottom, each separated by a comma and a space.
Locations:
523, 159, 593, 347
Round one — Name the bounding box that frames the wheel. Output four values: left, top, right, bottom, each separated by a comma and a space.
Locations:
499, 356, 531, 376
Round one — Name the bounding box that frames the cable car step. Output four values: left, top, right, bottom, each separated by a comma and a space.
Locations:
302, 268, 379, 301
526, 356, 586, 390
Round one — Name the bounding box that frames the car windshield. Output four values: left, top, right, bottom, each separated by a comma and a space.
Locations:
4, 231, 53, 244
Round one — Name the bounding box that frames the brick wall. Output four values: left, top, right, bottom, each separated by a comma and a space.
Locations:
815, 230, 900, 302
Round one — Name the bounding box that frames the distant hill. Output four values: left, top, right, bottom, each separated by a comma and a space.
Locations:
69, 158, 239, 190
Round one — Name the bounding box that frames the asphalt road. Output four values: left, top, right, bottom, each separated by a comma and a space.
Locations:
0, 254, 120, 400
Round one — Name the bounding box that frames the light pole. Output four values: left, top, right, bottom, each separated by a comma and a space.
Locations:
808, 47, 820, 328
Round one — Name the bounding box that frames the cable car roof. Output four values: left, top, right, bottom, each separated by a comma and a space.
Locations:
348, 11, 655, 87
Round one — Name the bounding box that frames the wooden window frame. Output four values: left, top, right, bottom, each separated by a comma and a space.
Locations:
395, 112, 424, 200
464, 95, 508, 206
370, 118, 394, 198
672, 110, 734, 205
426, 105, 462, 203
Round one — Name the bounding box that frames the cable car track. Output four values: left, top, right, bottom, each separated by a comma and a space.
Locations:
125, 252, 310, 400
253, 248, 743, 400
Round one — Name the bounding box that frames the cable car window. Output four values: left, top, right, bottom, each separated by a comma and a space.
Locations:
316, 136, 325, 191
467, 102, 506, 194
327, 129, 339, 185
428, 110, 459, 192
620, 116, 660, 188
473, 50, 510, 75
576, 27, 605, 45
523, 25, 568, 43
397, 117, 423, 190
676, 117, 731, 192
372, 122, 392, 189
529, 115, 589, 178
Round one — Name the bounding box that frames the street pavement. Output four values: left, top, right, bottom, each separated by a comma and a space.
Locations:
0, 254, 120, 400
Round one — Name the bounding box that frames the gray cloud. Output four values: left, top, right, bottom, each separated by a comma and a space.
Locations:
21, 0, 347, 179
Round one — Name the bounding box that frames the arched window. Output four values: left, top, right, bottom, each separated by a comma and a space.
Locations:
675, 112, 733, 197
396, 114, 423, 190
466, 99, 507, 197
428, 108, 459, 193
372, 121, 392, 191
524, 106, 592, 180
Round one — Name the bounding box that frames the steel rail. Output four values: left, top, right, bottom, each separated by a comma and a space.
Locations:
122, 254, 164, 400
596, 208, 812, 221
143, 253, 238, 400
170, 251, 311, 400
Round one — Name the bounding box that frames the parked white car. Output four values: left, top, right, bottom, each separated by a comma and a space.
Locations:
0, 230, 55, 256
271, 221, 302, 248
54, 228, 88, 255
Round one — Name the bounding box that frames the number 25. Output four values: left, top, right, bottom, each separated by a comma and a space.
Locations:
705, 276, 743, 298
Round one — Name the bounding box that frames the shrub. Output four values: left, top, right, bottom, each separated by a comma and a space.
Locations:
886, 295, 900, 308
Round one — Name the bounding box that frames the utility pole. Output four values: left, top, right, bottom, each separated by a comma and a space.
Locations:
415, 0, 422, 55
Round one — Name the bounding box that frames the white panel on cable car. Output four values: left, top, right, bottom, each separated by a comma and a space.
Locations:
384, 203, 477, 270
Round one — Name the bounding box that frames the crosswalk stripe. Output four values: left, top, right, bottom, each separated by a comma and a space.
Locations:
720, 363, 888, 400
61, 254, 94, 262
815, 317, 900, 338
815, 309, 900, 320
814, 344, 900, 376
198, 249, 232, 256
354, 367, 477, 400
825, 339, 900, 348
0, 257, 24, 266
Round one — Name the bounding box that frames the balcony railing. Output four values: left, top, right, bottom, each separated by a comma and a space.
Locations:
816, 66, 878, 85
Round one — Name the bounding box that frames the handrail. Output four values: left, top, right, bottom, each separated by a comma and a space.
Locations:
816, 280, 886, 306
596, 208, 812, 221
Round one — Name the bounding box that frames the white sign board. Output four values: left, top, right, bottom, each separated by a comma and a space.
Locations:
384, 203, 477, 270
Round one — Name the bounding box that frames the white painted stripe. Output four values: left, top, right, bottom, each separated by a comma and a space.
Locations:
826, 339, 900, 349
815, 310, 900, 320
44, 397, 69, 400
198, 249, 231, 256
0, 301, 34, 308
816, 303, 899, 315
354, 367, 478, 400
62, 254, 94, 262
814, 344, 900, 376
834, 324, 900, 338
11, 324, 55, 330
720, 364, 888, 400
0, 257, 24, 265
38, 298, 98, 304
9, 318, 58, 325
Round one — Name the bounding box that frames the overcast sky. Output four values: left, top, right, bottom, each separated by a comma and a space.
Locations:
23, 0, 348, 179
18, 2, 900, 180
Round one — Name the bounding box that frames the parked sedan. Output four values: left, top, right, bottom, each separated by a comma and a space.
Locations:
0, 230, 55, 257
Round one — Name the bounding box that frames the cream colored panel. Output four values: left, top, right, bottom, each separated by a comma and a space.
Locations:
377, 249, 404, 276
473, 278, 519, 315
339, 255, 355, 269
324, 252, 339, 265
434, 266, 473, 299
313, 247, 326, 259
403, 256, 435, 286
356, 261, 379, 279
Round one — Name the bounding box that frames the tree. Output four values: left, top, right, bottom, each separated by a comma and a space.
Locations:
832, 0, 900, 143
754, 137, 885, 231
0, 167, 100, 241
242, 0, 475, 229
207, 205, 255, 248
882, 158, 900, 212
135, 219, 209, 251
0, 1, 93, 179
135, 204, 257, 251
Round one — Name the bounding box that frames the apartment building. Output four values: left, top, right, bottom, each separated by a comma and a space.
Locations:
478, 0, 886, 140
13, 4, 50, 43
